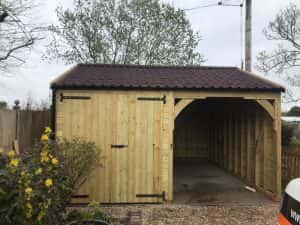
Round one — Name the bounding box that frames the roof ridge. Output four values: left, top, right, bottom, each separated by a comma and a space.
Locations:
77, 63, 238, 70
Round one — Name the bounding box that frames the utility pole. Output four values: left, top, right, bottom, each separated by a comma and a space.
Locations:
245, 0, 252, 72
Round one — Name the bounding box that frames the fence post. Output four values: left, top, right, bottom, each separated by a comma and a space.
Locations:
13, 100, 20, 154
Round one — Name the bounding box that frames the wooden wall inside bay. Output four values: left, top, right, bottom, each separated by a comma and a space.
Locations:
174, 101, 210, 160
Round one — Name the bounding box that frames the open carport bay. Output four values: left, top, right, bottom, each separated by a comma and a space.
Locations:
173, 98, 278, 204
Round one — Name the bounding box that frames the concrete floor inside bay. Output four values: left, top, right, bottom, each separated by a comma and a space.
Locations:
173, 160, 275, 206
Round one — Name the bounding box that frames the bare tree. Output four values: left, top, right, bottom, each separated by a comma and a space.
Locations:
257, 3, 300, 74
46, 0, 205, 65
257, 3, 300, 102
0, 0, 42, 71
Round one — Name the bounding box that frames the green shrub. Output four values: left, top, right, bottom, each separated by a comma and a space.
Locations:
65, 202, 123, 225
282, 123, 294, 146
0, 151, 22, 224
0, 127, 101, 225
286, 106, 300, 116
66, 206, 112, 224
290, 136, 300, 146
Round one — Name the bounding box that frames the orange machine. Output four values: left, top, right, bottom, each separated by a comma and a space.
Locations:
279, 179, 300, 225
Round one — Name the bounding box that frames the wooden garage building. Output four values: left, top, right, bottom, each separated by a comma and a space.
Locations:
51, 64, 284, 203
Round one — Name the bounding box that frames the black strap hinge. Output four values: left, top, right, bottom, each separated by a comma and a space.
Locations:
60, 93, 91, 102
71, 194, 89, 199
111, 144, 128, 149
137, 95, 166, 104
136, 191, 166, 201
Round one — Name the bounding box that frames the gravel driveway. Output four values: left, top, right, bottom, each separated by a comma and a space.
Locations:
103, 204, 280, 225
101, 162, 280, 225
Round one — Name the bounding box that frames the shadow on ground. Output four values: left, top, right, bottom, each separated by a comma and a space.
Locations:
173, 161, 275, 206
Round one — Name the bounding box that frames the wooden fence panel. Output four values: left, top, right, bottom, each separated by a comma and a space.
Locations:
0, 110, 16, 150
0, 110, 51, 151
18, 110, 51, 151
282, 148, 300, 188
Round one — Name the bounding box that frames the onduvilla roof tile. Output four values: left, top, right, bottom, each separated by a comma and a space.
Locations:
51, 64, 285, 92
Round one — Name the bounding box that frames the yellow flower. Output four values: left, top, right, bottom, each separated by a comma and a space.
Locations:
45, 178, 53, 187
45, 127, 52, 134
7, 150, 15, 158
40, 151, 49, 163
25, 187, 32, 195
0, 148, 3, 154
35, 168, 43, 175
41, 156, 49, 163
41, 134, 49, 141
40, 151, 48, 157
10, 158, 19, 167
51, 158, 58, 165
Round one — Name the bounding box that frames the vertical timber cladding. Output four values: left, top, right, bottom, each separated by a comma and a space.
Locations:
214, 101, 277, 195
55, 90, 174, 203
56, 89, 282, 202
231, 100, 279, 197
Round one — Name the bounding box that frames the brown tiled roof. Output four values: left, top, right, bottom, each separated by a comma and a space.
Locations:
51, 64, 285, 92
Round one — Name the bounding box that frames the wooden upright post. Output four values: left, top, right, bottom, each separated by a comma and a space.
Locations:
245, 0, 252, 72
275, 98, 282, 200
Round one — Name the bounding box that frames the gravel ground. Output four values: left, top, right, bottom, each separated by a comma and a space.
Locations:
98, 163, 280, 224
102, 204, 280, 225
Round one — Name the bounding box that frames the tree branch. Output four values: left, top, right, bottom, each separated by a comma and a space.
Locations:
0, 11, 8, 22
0, 38, 34, 61
0, 0, 43, 71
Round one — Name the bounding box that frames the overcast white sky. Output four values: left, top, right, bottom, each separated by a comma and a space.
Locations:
0, 0, 299, 110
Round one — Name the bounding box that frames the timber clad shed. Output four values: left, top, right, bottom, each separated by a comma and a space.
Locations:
51, 64, 284, 204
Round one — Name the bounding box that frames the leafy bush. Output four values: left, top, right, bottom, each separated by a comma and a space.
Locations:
286, 106, 300, 117
290, 136, 300, 146
282, 123, 294, 146
0, 127, 101, 225
65, 202, 123, 225
0, 101, 7, 109
0, 150, 22, 224
66, 203, 112, 224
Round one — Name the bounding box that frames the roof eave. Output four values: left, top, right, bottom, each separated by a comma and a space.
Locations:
50, 85, 284, 93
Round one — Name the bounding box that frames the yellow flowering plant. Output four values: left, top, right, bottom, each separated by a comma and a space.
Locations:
8, 150, 16, 158
44, 127, 52, 134
41, 134, 49, 142
45, 178, 53, 187
0, 128, 62, 225
35, 167, 42, 175
0, 127, 101, 225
